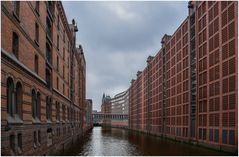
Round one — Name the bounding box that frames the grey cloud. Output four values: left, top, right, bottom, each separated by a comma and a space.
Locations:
62, 1, 188, 111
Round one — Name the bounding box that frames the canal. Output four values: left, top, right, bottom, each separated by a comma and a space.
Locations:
61, 127, 233, 156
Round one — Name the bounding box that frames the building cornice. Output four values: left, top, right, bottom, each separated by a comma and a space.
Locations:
1, 48, 46, 85
53, 87, 71, 103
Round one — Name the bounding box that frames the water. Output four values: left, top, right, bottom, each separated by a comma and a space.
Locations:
61, 127, 234, 156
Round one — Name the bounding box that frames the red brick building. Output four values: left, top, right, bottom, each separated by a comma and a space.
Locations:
129, 1, 237, 152
100, 94, 112, 126
101, 94, 112, 114
1, 1, 86, 155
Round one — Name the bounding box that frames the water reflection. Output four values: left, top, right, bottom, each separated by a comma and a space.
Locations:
61, 127, 234, 156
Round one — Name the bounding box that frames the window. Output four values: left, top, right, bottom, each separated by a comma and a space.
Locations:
57, 128, 61, 136
229, 130, 235, 145
63, 127, 66, 135
214, 129, 219, 142
46, 43, 52, 64
46, 69, 51, 88
56, 77, 59, 89
63, 31, 65, 42
46, 16, 52, 40
57, 35, 59, 50
57, 56, 59, 71
63, 83, 65, 95
38, 130, 41, 145
202, 128, 206, 140
10, 134, 15, 154
35, 55, 39, 74
56, 102, 60, 121
17, 133, 22, 152
35, 23, 39, 44
63, 65, 65, 79
32, 90, 40, 120
12, 32, 19, 58
32, 90, 37, 119
47, 128, 53, 146
62, 105, 65, 121
63, 47, 65, 60
16, 82, 23, 119
35, 1, 39, 14
67, 107, 69, 121
13, 1, 20, 17
7, 78, 14, 117
57, 14, 60, 30
68, 87, 69, 97
46, 97, 52, 121
37, 92, 41, 120
33, 131, 37, 148
222, 130, 227, 144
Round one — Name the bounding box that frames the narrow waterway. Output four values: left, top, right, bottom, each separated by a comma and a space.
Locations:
61, 127, 233, 156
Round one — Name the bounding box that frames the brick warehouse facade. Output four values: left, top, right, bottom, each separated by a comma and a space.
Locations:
1, 1, 87, 155
129, 1, 237, 153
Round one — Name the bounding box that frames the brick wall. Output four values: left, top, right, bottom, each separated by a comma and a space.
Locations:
1, 1, 86, 155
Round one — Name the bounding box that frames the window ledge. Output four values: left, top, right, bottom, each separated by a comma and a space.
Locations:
34, 40, 39, 47
12, 12, 20, 23
17, 147, 22, 154
32, 118, 41, 124
7, 115, 23, 124
35, 9, 40, 16
47, 120, 52, 124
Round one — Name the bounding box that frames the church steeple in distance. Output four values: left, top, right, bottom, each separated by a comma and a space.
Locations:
102, 93, 105, 104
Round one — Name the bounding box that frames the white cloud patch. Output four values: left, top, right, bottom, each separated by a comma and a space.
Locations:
106, 2, 140, 21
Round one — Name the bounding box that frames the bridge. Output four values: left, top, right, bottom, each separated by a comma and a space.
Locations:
92, 113, 128, 127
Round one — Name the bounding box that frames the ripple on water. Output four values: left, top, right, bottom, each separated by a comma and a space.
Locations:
65, 127, 234, 156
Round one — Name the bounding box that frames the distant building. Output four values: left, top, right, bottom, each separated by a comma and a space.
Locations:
92, 110, 98, 113
111, 90, 129, 114
101, 94, 111, 113
108, 90, 129, 128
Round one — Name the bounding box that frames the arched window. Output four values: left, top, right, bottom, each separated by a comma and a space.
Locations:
32, 90, 37, 119
46, 97, 52, 121
37, 92, 41, 119
67, 107, 69, 121
15, 82, 23, 119
46, 97, 49, 120
56, 102, 59, 121
7, 78, 14, 117
62, 105, 65, 121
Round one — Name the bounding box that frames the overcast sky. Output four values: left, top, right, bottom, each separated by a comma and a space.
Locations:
62, 1, 188, 111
